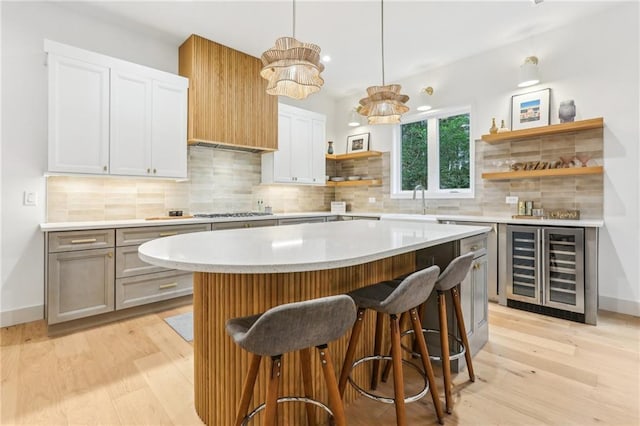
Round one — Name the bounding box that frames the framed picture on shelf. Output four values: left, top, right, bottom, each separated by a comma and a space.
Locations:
511, 88, 551, 131
346, 132, 370, 153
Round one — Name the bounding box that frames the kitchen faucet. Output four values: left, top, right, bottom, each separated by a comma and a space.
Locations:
413, 184, 427, 215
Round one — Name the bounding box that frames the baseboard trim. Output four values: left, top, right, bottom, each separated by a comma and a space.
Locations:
0, 304, 44, 327
599, 296, 640, 317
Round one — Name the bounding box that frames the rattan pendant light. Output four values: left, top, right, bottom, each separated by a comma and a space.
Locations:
260, 0, 324, 100
358, 0, 409, 124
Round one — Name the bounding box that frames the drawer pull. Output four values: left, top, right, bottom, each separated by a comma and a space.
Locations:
71, 238, 98, 244
158, 232, 178, 237
470, 245, 479, 251
159, 282, 178, 290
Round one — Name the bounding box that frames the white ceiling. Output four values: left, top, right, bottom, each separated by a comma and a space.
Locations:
59, 1, 620, 97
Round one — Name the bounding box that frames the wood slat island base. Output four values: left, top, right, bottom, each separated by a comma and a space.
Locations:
193, 253, 415, 425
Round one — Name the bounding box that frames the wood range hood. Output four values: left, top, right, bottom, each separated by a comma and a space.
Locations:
179, 34, 278, 153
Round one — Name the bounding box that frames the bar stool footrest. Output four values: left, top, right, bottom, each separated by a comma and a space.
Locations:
242, 396, 334, 425
347, 355, 429, 404
400, 328, 466, 361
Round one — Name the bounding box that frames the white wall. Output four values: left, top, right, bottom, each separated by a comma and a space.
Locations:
336, 3, 640, 316
0, 2, 179, 326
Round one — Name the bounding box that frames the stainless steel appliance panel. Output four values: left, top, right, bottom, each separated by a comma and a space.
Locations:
543, 227, 584, 313
506, 225, 541, 304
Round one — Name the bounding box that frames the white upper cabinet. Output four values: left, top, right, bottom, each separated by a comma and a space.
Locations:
151, 80, 188, 178
48, 55, 110, 174
110, 69, 153, 176
262, 103, 326, 185
45, 40, 188, 178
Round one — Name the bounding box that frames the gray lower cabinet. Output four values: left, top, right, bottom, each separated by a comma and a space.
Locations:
47, 247, 115, 324
46, 223, 211, 327
277, 217, 326, 226
459, 234, 489, 357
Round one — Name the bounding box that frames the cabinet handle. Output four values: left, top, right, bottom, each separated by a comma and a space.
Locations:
153, 168, 157, 174
108, 252, 113, 258
147, 168, 151, 173
470, 245, 479, 251
71, 238, 97, 244
159, 232, 178, 237
159, 282, 178, 290
103, 165, 107, 172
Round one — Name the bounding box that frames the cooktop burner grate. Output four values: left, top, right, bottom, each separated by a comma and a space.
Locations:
193, 212, 273, 218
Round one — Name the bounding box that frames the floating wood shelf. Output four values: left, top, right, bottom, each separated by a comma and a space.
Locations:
482, 166, 603, 180
326, 151, 383, 161
481, 118, 603, 143
326, 179, 382, 187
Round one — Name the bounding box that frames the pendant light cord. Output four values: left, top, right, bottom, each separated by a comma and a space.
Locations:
380, 0, 385, 85
292, 0, 296, 38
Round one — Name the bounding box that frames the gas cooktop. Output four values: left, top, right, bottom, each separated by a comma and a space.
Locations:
193, 212, 273, 218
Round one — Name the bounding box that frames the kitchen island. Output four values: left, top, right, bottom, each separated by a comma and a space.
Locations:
139, 219, 490, 425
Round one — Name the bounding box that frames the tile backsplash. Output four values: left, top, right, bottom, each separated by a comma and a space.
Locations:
47, 129, 603, 222
46, 147, 332, 222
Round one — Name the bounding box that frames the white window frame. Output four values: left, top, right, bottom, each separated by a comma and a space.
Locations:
391, 106, 474, 199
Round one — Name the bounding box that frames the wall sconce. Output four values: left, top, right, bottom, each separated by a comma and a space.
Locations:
417, 86, 434, 112
348, 107, 362, 127
518, 56, 540, 88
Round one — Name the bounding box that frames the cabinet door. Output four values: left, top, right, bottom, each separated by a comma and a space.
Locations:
109, 69, 152, 176
151, 80, 188, 178
310, 117, 327, 184
273, 112, 294, 183
48, 248, 115, 324
290, 115, 313, 183
460, 255, 489, 357
48, 54, 110, 174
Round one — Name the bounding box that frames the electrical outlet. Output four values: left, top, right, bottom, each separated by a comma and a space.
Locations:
368, 197, 376, 203
505, 196, 519, 205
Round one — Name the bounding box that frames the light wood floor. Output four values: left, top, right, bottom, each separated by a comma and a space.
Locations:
1, 303, 638, 425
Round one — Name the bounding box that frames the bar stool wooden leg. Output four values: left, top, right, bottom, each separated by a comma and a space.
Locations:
390, 314, 407, 426
381, 311, 407, 384
410, 308, 444, 425
338, 308, 366, 398
370, 312, 385, 390
451, 287, 475, 382
264, 356, 281, 426
318, 345, 347, 426
235, 353, 262, 426
438, 291, 453, 414
300, 348, 317, 426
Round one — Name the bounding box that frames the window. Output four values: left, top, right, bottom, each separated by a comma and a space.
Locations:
392, 107, 473, 198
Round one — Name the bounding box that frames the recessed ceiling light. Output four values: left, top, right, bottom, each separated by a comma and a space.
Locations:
322, 55, 331, 62
417, 105, 432, 112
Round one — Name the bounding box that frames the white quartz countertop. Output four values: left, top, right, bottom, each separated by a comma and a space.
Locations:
138, 220, 490, 274
40, 211, 603, 232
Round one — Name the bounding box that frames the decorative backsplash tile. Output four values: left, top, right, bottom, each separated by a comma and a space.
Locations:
47, 130, 603, 222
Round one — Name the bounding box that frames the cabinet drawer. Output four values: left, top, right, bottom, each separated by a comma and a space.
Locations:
116, 270, 193, 310
213, 219, 278, 230
278, 217, 325, 226
116, 223, 211, 246
116, 245, 169, 278
460, 234, 487, 258
49, 229, 115, 253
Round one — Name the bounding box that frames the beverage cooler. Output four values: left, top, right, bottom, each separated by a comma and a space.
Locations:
506, 225, 585, 318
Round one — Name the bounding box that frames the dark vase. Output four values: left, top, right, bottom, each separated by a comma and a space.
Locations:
559, 100, 576, 123
327, 141, 334, 154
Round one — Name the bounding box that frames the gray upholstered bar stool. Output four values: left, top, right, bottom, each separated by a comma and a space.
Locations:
337, 266, 445, 426
432, 252, 476, 414
226, 295, 356, 426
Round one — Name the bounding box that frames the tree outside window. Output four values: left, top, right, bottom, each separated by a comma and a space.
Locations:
394, 110, 472, 198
